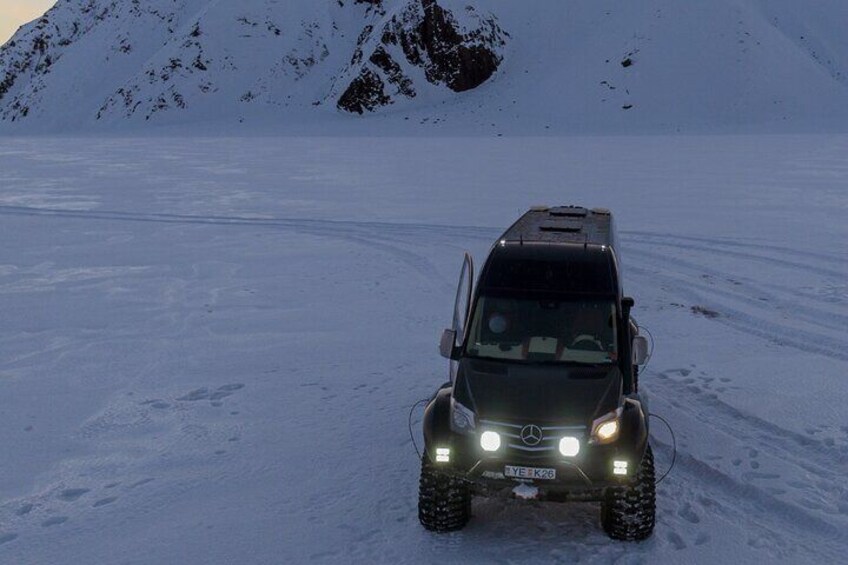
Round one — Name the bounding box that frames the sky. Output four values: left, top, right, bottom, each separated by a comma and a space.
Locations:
0, 0, 56, 45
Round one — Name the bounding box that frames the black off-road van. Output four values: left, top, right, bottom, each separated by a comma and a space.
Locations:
419, 206, 654, 541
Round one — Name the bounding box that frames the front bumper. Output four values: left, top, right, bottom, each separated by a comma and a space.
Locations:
431, 432, 642, 500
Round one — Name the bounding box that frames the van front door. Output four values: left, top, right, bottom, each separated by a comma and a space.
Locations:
449, 253, 474, 381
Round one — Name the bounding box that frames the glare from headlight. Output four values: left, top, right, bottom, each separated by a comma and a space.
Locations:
559, 436, 580, 457
596, 420, 619, 441
480, 431, 501, 452
591, 407, 623, 444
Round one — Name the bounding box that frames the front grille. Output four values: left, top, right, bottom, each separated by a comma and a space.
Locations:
479, 419, 587, 458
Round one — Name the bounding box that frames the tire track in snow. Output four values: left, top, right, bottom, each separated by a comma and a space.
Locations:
625, 231, 847, 274
628, 248, 848, 332
655, 447, 845, 563
647, 374, 847, 562
625, 231, 848, 559
627, 236, 848, 312
0, 204, 496, 240
630, 264, 848, 361
626, 246, 848, 334
0, 204, 496, 295
650, 370, 848, 482
624, 233, 848, 362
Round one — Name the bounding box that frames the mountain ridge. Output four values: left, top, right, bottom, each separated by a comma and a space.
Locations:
2, 0, 848, 134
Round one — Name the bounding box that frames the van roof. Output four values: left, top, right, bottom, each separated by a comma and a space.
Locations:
499, 206, 615, 248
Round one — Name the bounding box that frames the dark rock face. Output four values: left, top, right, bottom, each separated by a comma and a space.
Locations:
370, 45, 415, 98
389, 0, 501, 92
0, 0, 188, 122
337, 68, 391, 114
337, 0, 506, 113
0, 15, 63, 120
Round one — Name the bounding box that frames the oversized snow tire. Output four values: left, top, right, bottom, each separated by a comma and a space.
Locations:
601, 444, 657, 541
418, 456, 471, 532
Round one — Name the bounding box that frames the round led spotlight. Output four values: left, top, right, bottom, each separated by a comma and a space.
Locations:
480, 431, 501, 452
559, 436, 581, 457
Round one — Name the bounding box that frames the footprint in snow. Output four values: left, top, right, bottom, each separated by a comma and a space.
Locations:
667, 531, 687, 550
15, 503, 33, 516
41, 517, 68, 528
58, 488, 90, 502
678, 502, 701, 524
141, 399, 171, 409
743, 471, 780, 481
0, 533, 18, 545
93, 497, 118, 508
177, 388, 210, 402
128, 478, 155, 489
178, 384, 244, 404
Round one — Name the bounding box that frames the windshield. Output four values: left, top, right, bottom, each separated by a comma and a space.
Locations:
465, 295, 618, 364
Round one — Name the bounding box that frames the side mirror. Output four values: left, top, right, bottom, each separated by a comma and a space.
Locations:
622, 296, 635, 310
439, 329, 457, 359
632, 335, 649, 365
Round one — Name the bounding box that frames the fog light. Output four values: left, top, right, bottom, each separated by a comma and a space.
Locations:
613, 460, 628, 475
559, 436, 580, 457
435, 448, 450, 463
480, 431, 501, 452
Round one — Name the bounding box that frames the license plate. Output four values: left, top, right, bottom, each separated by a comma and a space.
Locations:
504, 465, 556, 480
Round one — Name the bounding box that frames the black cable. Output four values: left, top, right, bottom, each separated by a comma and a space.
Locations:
408, 398, 429, 459
649, 413, 677, 484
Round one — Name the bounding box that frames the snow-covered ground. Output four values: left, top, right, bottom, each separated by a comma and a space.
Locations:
0, 134, 846, 564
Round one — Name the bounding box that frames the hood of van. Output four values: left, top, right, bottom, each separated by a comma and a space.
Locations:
455, 358, 622, 425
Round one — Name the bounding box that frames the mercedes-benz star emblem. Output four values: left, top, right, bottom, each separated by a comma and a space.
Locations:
520, 424, 543, 446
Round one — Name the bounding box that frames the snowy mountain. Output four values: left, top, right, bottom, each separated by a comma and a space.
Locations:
1, 0, 848, 132
0, 0, 506, 128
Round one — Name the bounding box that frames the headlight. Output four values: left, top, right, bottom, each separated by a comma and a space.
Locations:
559, 436, 580, 457
450, 397, 476, 433
591, 407, 623, 444
480, 431, 501, 452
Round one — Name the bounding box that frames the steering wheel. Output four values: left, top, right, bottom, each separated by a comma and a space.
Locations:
570, 334, 604, 351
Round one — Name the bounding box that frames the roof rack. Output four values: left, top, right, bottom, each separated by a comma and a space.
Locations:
499, 206, 614, 247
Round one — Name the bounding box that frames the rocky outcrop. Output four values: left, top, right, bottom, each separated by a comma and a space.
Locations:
0, 0, 508, 125
336, 68, 391, 114
336, 0, 506, 114
0, 10, 77, 121
0, 0, 199, 122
